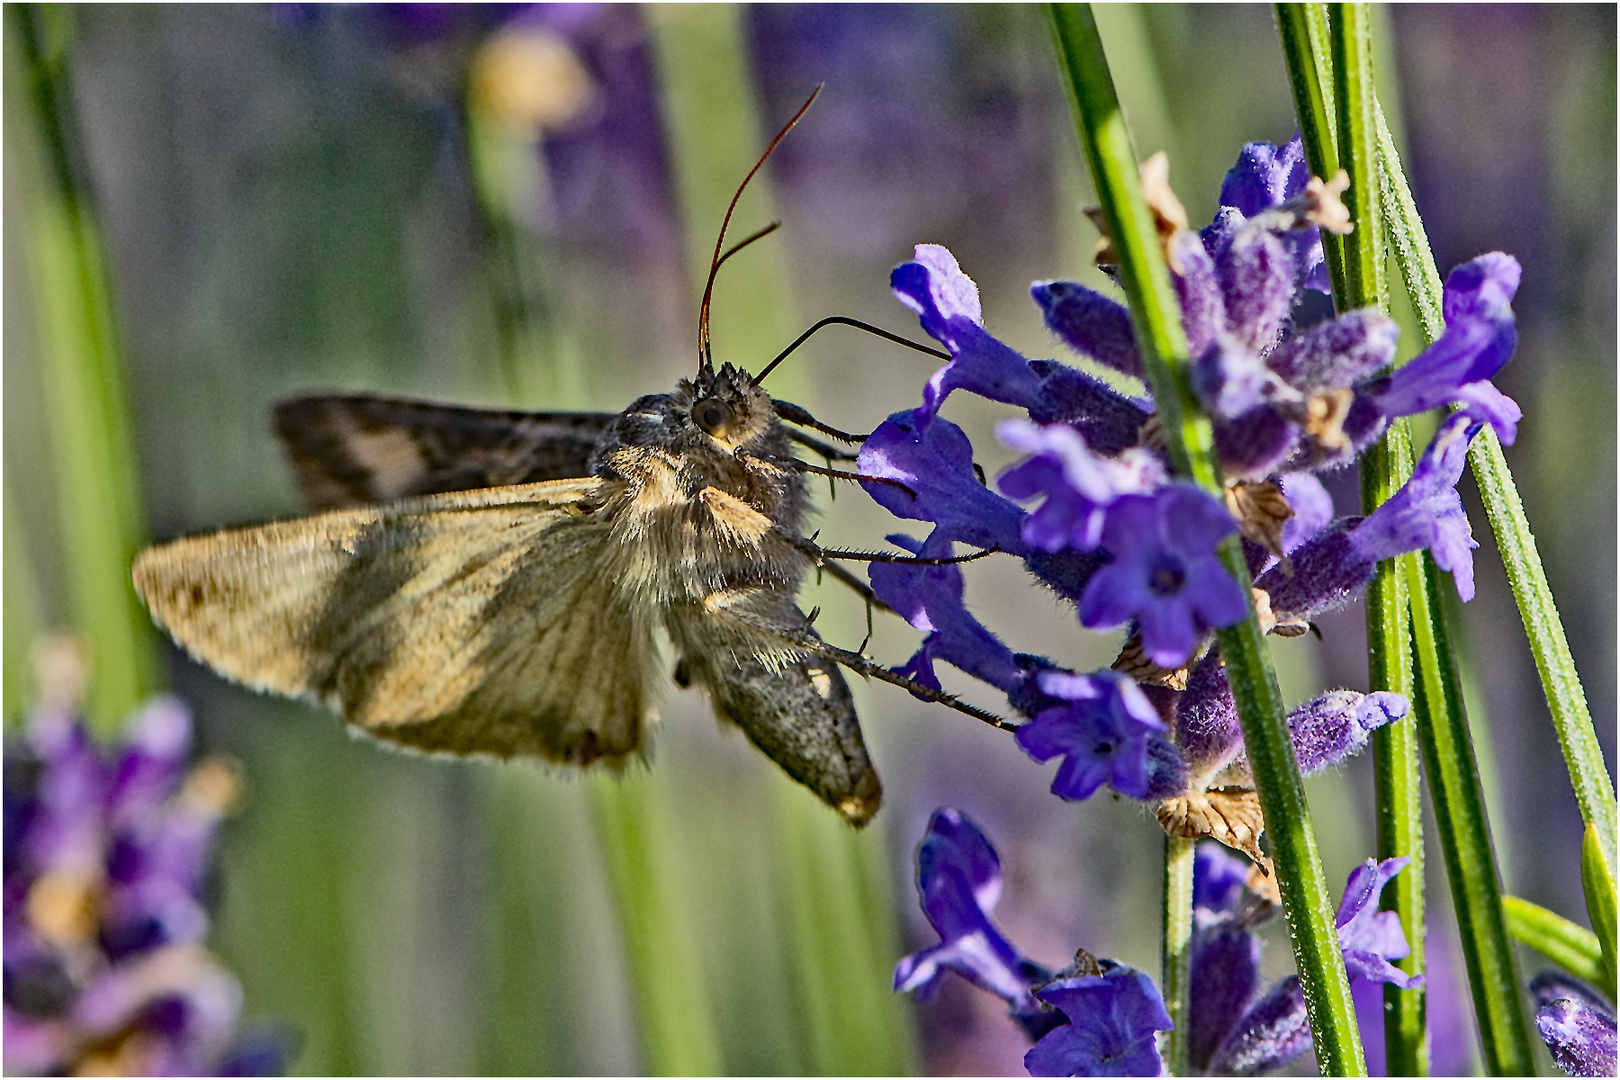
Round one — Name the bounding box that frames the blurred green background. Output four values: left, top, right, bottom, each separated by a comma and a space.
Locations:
6, 5, 1613, 1074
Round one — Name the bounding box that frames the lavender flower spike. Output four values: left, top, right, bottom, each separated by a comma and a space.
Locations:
1532, 972, 1618, 1077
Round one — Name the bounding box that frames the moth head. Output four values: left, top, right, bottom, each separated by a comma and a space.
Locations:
688, 362, 773, 452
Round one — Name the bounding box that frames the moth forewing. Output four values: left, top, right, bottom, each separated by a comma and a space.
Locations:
274, 393, 617, 509
132, 478, 657, 764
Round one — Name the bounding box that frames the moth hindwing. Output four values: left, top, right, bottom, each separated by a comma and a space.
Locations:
133, 363, 882, 826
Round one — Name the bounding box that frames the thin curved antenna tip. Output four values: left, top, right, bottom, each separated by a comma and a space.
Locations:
696, 84, 823, 378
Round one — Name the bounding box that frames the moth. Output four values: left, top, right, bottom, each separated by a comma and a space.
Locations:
131, 90, 992, 827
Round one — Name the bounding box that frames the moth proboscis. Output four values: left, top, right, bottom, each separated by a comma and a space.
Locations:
132, 86, 1001, 827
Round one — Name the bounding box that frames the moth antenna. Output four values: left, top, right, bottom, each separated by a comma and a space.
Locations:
715, 221, 782, 274
698, 84, 823, 378
752, 315, 948, 387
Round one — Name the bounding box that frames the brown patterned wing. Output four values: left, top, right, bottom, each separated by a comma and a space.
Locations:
132, 478, 655, 765
274, 393, 617, 509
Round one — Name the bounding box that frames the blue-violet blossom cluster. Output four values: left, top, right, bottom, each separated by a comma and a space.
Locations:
859, 134, 1519, 861
895, 811, 1418, 1076
4, 698, 289, 1075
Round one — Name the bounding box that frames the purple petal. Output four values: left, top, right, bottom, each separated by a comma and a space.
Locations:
1025, 966, 1173, 1078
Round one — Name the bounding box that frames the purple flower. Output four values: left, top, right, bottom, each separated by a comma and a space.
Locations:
1031, 280, 1144, 381
1023, 965, 1173, 1077
1335, 858, 1423, 989
996, 419, 1165, 553
1185, 849, 1420, 1074
1285, 690, 1410, 775
857, 408, 1029, 556
1015, 670, 1168, 800
1350, 411, 1482, 600
891, 245, 1046, 417
1205, 134, 1328, 293
869, 530, 1022, 694
1277, 471, 1334, 556
1367, 253, 1523, 445
1079, 486, 1249, 665
894, 809, 1051, 1013
1532, 972, 1617, 1077
3, 700, 287, 1076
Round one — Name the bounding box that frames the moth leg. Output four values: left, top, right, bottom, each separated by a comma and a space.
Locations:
814, 561, 884, 653
786, 427, 859, 463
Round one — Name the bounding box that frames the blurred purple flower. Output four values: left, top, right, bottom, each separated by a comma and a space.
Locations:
1335, 858, 1423, 989
1023, 965, 1173, 1077
894, 809, 1053, 1017
3, 700, 289, 1076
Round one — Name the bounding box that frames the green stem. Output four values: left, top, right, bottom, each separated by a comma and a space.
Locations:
1580, 826, 1618, 997
1160, 835, 1194, 1078
1320, 6, 1433, 1072
1046, 7, 1363, 1073
1406, 558, 1536, 1074
1273, 3, 1347, 300
588, 776, 722, 1075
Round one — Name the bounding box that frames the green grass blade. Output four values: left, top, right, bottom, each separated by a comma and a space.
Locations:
1503, 894, 1610, 994
7, 5, 160, 729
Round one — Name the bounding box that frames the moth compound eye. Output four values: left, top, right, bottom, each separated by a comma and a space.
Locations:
693, 397, 735, 437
